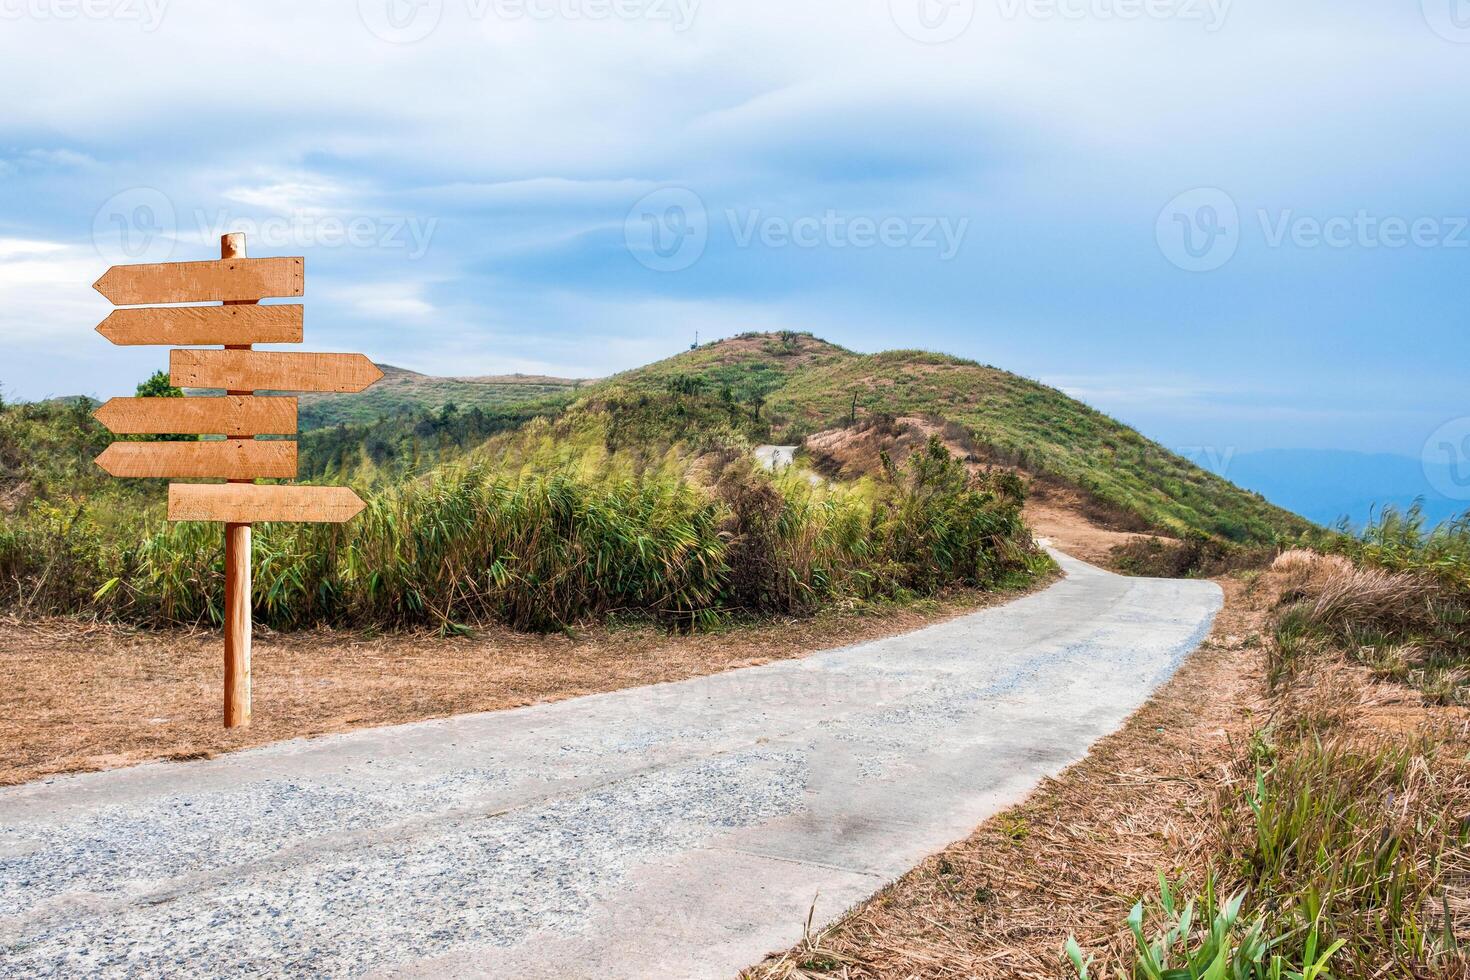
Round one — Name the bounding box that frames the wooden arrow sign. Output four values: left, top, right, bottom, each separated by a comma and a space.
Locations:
170, 349, 383, 393
97, 305, 303, 346
93, 256, 304, 305
93, 232, 378, 730
95, 396, 297, 436
96, 440, 297, 479
169, 484, 367, 523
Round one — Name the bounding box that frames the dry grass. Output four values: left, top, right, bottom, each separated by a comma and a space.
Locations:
0, 585, 1040, 787
1272, 547, 1435, 627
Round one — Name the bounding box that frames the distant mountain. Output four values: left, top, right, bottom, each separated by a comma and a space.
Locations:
296, 364, 590, 429
1195, 448, 1468, 529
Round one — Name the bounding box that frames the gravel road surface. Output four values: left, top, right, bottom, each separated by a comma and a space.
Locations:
0, 549, 1221, 978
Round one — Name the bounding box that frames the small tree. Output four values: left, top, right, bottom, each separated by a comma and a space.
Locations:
136, 370, 183, 399
135, 370, 191, 440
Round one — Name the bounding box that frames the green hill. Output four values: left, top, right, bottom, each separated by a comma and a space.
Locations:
567, 331, 1311, 544
296, 364, 588, 429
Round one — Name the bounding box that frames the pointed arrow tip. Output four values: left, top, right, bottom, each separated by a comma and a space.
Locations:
94, 443, 118, 475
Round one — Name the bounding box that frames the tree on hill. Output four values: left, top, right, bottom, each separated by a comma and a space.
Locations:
135, 370, 183, 399
134, 370, 193, 441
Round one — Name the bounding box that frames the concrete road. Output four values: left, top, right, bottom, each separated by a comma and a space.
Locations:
752, 444, 797, 471
0, 550, 1220, 979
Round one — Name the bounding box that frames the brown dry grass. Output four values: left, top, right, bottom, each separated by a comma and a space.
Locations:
0, 586, 1038, 787
1272, 549, 1437, 630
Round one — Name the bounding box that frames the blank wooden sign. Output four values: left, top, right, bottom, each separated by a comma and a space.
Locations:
97, 306, 304, 346
169, 484, 368, 523
94, 395, 298, 436
93, 256, 304, 305
95, 440, 297, 480
170, 349, 383, 393
92, 235, 377, 730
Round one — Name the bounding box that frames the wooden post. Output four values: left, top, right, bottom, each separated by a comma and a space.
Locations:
221, 232, 252, 728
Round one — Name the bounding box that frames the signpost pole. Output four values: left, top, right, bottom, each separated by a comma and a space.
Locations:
221, 232, 252, 728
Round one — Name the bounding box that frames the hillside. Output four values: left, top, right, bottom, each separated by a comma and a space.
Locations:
2, 332, 1311, 551
296, 364, 588, 429
571, 332, 1312, 544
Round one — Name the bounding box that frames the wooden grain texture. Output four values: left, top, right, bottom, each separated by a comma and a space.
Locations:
224, 521, 252, 728
168, 483, 367, 524
93, 396, 298, 436
219, 233, 254, 730
96, 305, 303, 346
95, 440, 297, 479
93, 256, 304, 305
170, 349, 383, 393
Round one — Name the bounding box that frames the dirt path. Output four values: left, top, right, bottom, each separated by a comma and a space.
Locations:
1025, 499, 1163, 567
0, 551, 1219, 978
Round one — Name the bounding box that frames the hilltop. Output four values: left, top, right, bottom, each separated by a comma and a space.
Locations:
563, 332, 1311, 545
1, 332, 1312, 551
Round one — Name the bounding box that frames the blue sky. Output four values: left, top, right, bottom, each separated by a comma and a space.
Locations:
1, 0, 1466, 462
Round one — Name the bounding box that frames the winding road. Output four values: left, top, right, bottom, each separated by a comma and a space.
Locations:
0, 550, 1221, 978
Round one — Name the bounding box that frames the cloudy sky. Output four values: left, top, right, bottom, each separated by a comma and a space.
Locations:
1, 0, 1465, 460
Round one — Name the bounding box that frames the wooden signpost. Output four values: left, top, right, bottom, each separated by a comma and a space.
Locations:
93, 233, 381, 728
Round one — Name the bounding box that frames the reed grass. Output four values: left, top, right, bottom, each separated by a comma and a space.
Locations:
4, 437, 1048, 632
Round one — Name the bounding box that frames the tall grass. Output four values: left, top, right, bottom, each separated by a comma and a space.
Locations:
5, 436, 1049, 632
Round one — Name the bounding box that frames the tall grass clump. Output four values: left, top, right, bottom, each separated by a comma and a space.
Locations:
1269, 507, 1470, 701
1221, 735, 1467, 975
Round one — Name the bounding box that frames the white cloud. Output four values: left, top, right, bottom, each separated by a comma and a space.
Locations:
0, 239, 110, 349
0, 238, 70, 259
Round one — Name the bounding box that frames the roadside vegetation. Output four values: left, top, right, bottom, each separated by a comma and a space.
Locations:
1080, 507, 1470, 978
1, 389, 1048, 632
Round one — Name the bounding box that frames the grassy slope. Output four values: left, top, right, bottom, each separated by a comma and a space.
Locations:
581, 332, 1312, 544
296, 364, 587, 429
